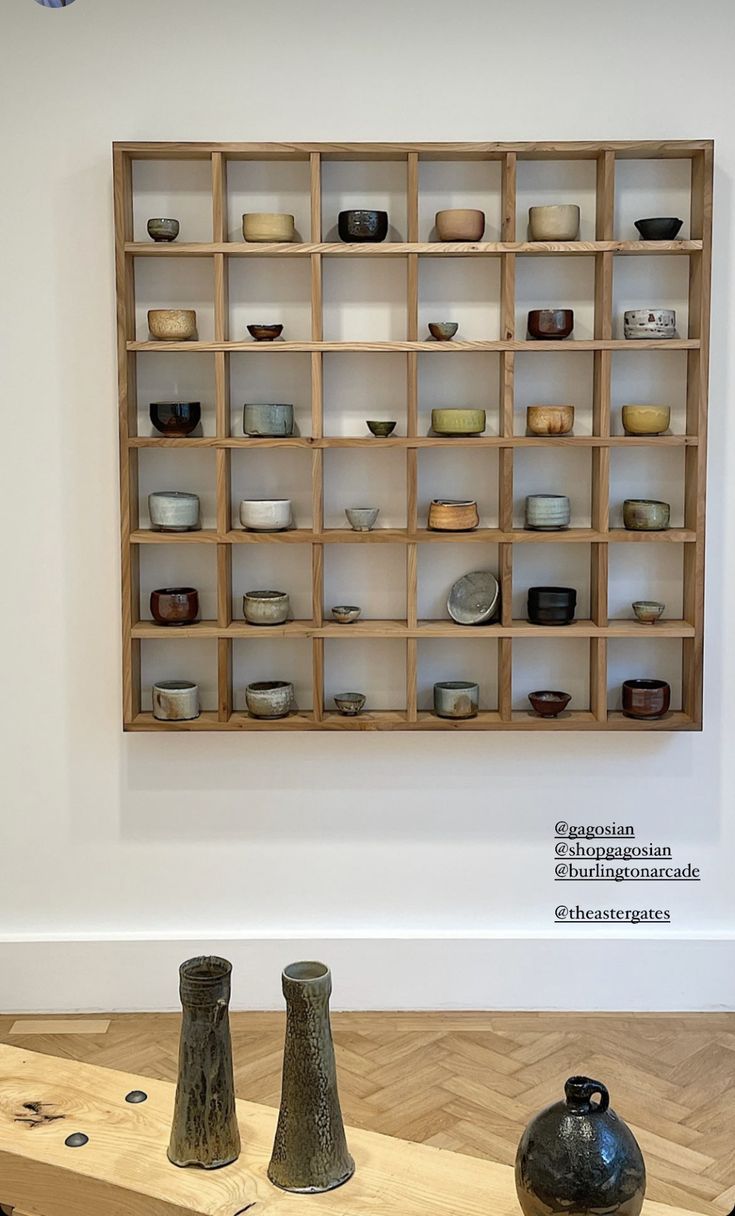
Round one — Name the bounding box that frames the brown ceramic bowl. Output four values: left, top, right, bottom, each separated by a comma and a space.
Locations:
526, 405, 575, 436
247, 323, 283, 342
150, 587, 199, 626
527, 309, 574, 340
435, 208, 485, 241
427, 499, 479, 531
622, 678, 671, 719
528, 690, 572, 718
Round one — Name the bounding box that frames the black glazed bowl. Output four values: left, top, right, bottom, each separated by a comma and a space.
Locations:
634, 217, 684, 241
150, 402, 201, 437
527, 586, 577, 626
338, 209, 389, 243
527, 309, 574, 340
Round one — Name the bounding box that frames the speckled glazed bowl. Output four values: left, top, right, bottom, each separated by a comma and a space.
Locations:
623, 499, 670, 531
152, 680, 199, 721
148, 309, 197, 341
147, 218, 180, 242
526, 405, 575, 436
243, 590, 290, 626
245, 681, 294, 719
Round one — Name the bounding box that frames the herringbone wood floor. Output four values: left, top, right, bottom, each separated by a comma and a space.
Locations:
2, 1012, 733, 1215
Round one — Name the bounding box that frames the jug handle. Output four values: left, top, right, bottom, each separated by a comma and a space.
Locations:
565, 1076, 609, 1111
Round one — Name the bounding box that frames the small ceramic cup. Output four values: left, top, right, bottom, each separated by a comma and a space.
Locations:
243, 403, 294, 437
623, 308, 676, 340
528, 205, 580, 241
150, 587, 199, 626
147, 309, 197, 341
621, 405, 671, 435
239, 500, 293, 531
334, 692, 366, 716
632, 600, 665, 624
428, 321, 459, 341
366, 420, 397, 437
152, 680, 199, 721
623, 499, 670, 531
345, 507, 379, 531
528, 690, 572, 718
245, 680, 294, 719
148, 491, 200, 532
243, 590, 290, 626
525, 494, 571, 530
526, 405, 575, 436
433, 681, 479, 719
147, 218, 180, 243
332, 605, 361, 624
622, 678, 671, 719
246, 324, 283, 342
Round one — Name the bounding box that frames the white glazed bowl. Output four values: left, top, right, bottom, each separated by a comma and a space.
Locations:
239, 499, 292, 531
148, 491, 200, 532
152, 680, 200, 721
623, 308, 676, 340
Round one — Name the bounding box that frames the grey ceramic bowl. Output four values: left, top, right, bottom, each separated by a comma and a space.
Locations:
428, 321, 459, 341
525, 494, 571, 531
345, 507, 379, 531
632, 600, 665, 624
334, 692, 366, 716
433, 681, 479, 719
623, 499, 670, 531
331, 605, 361, 624
243, 590, 290, 626
243, 402, 294, 437
148, 491, 200, 532
152, 680, 199, 721
147, 218, 180, 242
245, 680, 293, 719
447, 571, 500, 625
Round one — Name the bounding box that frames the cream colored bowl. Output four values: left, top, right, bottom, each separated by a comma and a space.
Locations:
526, 405, 575, 436
147, 309, 197, 341
621, 405, 671, 435
242, 212, 295, 242
529, 204, 580, 241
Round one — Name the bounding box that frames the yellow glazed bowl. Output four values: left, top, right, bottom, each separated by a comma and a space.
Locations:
622, 405, 671, 435
242, 212, 296, 242
431, 408, 486, 436
526, 405, 575, 436
147, 309, 197, 341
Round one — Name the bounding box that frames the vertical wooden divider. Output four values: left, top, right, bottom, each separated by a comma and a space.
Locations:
311, 152, 325, 720
406, 152, 419, 720
498, 152, 516, 720
213, 152, 232, 720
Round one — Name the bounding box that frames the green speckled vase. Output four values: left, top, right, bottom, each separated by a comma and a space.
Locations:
268, 961, 355, 1193
167, 956, 241, 1169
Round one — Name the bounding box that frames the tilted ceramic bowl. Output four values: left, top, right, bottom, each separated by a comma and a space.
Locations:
245, 680, 294, 719
526, 405, 575, 436
528, 205, 580, 242
447, 571, 500, 626
239, 499, 293, 531
148, 309, 197, 341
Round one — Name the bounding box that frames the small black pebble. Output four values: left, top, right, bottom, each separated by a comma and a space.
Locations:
65, 1132, 89, 1148
125, 1090, 148, 1104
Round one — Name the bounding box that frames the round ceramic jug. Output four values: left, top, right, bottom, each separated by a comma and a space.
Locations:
515, 1076, 645, 1216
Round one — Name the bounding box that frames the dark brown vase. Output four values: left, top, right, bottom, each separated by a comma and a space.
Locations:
268, 961, 355, 1193
167, 956, 241, 1169
516, 1076, 645, 1216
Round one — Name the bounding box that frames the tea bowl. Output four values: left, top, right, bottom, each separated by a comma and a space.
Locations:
528, 690, 572, 718
149, 401, 201, 437
447, 571, 500, 626
528, 204, 580, 242
247, 323, 283, 342
622, 678, 671, 719
527, 309, 574, 340
428, 499, 479, 532
623, 499, 670, 531
147, 217, 180, 242
150, 587, 199, 626
366, 420, 397, 437
526, 405, 575, 436
345, 507, 379, 531
527, 586, 577, 627
243, 590, 290, 626
435, 209, 485, 241
148, 491, 200, 532
338, 209, 388, 243
433, 681, 479, 719
623, 308, 676, 340
148, 309, 197, 341
334, 692, 366, 716
243, 402, 294, 437
622, 404, 671, 435
152, 680, 199, 721
245, 680, 294, 719
634, 217, 684, 241
525, 494, 571, 531
428, 321, 459, 341
242, 212, 295, 242
239, 499, 293, 531
431, 408, 486, 436
331, 605, 361, 624
632, 600, 665, 625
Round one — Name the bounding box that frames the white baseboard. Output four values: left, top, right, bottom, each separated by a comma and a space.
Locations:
2, 934, 734, 1013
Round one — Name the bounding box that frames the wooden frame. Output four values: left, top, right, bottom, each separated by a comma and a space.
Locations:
114, 140, 712, 732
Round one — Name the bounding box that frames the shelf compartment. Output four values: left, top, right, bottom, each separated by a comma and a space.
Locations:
126, 708, 695, 731
131, 619, 696, 640
127, 339, 701, 353
129, 528, 697, 544
125, 240, 704, 256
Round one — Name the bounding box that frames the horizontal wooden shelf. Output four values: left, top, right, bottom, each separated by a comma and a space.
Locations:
126, 709, 694, 732
116, 139, 712, 160
128, 339, 700, 353
128, 434, 700, 449
126, 239, 703, 257
132, 618, 695, 640
129, 528, 697, 545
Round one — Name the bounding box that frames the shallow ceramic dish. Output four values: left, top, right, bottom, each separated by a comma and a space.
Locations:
527, 586, 576, 627
243, 402, 294, 437
148, 491, 200, 532
623, 499, 670, 531
152, 680, 199, 721
243, 590, 290, 626
334, 692, 366, 716
345, 507, 379, 531
634, 217, 683, 241
428, 499, 479, 532
150, 587, 199, 626
147, 218, 180, 242
435, 208, 485, 241
242, 212, 295, 242
528, 690, 572, 718
331, 605, 361, 624
623, 308, 676, 340
632, 600, 665, 625
431, 408, 486, 436
428, 321, 459, 341
528, 205, 580, 241
622, 404, 671, 435
149, 401, 201, 436
247, 323, 283, 342
447, 571, 500, 625
239, 499, 292, 531
366, 420, 397, 437
622, 678, 670, 719
527, 309, 574, 340
338, 209, 388, 242
525, 494, 570, 531
245, 680, 294, 719
433, 681, 479, 719
148, 309, 197, 341
526, 405, 574, 436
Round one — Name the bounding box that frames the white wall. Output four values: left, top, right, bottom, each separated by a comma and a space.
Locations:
2, 0, 735, 1012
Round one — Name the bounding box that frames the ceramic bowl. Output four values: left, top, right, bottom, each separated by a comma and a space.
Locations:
433, 681, 479, 719
623, 499, 670, 531
148, 491, 200, 532
435, 209, 485, 241
447, 571, 500, 626
528, 205, 580, 241
345, 507, 379, 531
428, 321, 459, 341
338, 209, 388, 243
152, 680, 199, 721
247, 323, 283, 342
526, 405, 575, 436
243, 590, 290, 626
243, 402, 294, 437
149, 401, 201, 436
525, 494, 571, 531
239, 499, 292, 531
331, 605, 361, 624
623, 308, 676, 340
428, 499, 479, 532
245, 680, 294, 719
431, 408, 486, 436
528, 690, 572, 718
527, 309, 574, 340
527, 586, 577, 627
622, 405, 671, 435
242, 212, 295, 242
634, 217, 684, 241
622, 678, 671, 719
334, 692, 366, 716
150, 587, 199, 626
148, 309, 197, 341
147, 218, 180, 242
632, 600, 665, 625
366, 420, 397, 437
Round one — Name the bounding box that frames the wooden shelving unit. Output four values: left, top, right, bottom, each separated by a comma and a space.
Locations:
113, 140, 712, 732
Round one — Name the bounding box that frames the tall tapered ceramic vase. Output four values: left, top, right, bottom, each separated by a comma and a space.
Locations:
268, 961, 355, 1192
167, 956, 241, 1169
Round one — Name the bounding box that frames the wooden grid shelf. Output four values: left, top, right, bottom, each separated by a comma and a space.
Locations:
114, 139, 712, 732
